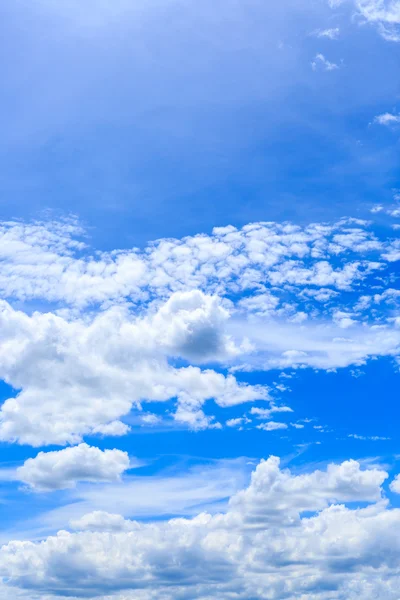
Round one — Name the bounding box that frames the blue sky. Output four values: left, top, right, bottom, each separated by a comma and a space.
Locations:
0, 1, 400, 599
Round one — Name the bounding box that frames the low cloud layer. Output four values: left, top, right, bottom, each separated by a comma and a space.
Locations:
2, 457, 399, 599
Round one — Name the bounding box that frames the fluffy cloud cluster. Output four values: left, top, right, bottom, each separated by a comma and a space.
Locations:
0, 218, 390, 308
374, 112, 400, 125
0, 217, 398, 444
3, 457, 400, 600
16, 444, 130, 491
0, 291, 266, 445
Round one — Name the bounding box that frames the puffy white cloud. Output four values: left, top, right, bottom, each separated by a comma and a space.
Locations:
374, 112, 400, 125
230, 457, 387, 519
0, 294, 267, 445
148, 289, 237, 362
0, 218, 391, 308
226, 417, 244, 427
383, 239, 400, 261
0, 217, 398, 446
16, 444, 130, 491
1, 457, 395, 599
70, 511, 136, 532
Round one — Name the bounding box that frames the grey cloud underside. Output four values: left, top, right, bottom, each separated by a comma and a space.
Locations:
0, 217, 399, 445
3, 456, 400, 599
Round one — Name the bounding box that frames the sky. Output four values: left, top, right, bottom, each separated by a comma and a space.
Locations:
0, 0, 399, 599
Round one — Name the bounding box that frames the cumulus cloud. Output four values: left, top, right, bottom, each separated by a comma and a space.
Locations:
374, 112, 400, 125
16, 444, 130, 491
0, 217, 398, 445
1, 457, 395, 599
70, 511, 136, 532
0, 293, 267, 445
148, 290, 237, 362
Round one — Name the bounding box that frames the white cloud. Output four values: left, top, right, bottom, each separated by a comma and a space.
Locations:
314, 27, 340, 38
16, 444, 130, 491
0, 294, 267, 446
383, 239, 400, 261
390, 474, 400, 493
0, 217, 398, 446
238, 292, 280, 316
370, 204, 384, 213
27, 459, 251, 532
92, 421, 131, 436
0, 218, 389, 308
374, 112, 400, 125
330, 0, 400, 42
311, 53, 340, 70
140, 413, 161, 426
229, 318, 400, 371
349, 433, 390, 440
354, 0, 400, 42
257, 421, 288, 431
250, 405, 293, 419
1, 457, 394, 599
226, 417, 250, 428
70, 511, 136, 532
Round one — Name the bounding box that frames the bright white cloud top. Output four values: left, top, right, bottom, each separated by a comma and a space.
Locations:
16, 444, 130, 491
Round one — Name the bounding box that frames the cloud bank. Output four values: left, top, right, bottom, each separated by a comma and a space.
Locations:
3, 456, 399, 600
